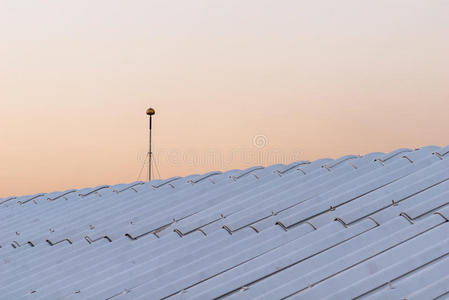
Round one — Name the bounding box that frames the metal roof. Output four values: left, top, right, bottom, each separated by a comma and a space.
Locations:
1, 145, 449, 299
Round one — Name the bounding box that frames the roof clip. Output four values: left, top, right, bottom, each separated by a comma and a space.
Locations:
304, 221, 317, 230
78, 186, 109, 197
399, 212, 414, 224
222, 225, 233, 235
296, 168, 307, 175
275, 221, 288, 231
248, 225, 259, 233
151, 177, 181, 189
275, 161, 310, 176
17, 194, 45, 205
335, 216, 380, 228
374, 158, 385, 166
47, 190, 76, 201
125, 222, 172, 240
433, 211, 449, 222
433, 152, 444, 160
113, 182, 144, 194
321, 165, 332, 172
188, 172, 221, 184
231, 167, 264, 181
46, 238, 72, 246
197, 228, 207, 236
175, 228, 207, 237
85, 235, 112, 244
11, 241, 34, 248
173, 229, 184, 237
334, 217, 348, 228
401, 155, 414, 164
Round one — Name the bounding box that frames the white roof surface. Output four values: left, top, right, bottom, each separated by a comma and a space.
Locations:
1, 145, 449, 299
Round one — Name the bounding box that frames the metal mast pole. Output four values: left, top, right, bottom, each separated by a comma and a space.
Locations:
149, 115, 152, 181
146, 108, 156, 182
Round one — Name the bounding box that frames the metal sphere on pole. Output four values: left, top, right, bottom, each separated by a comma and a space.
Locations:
146, 108, 155, 181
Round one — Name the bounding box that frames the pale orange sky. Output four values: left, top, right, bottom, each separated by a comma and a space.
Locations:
1, 0, 448, 197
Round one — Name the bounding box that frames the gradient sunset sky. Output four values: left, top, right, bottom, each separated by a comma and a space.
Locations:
1, 0, 448, 197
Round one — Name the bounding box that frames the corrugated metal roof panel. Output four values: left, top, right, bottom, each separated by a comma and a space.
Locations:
1, 146, 449, 299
